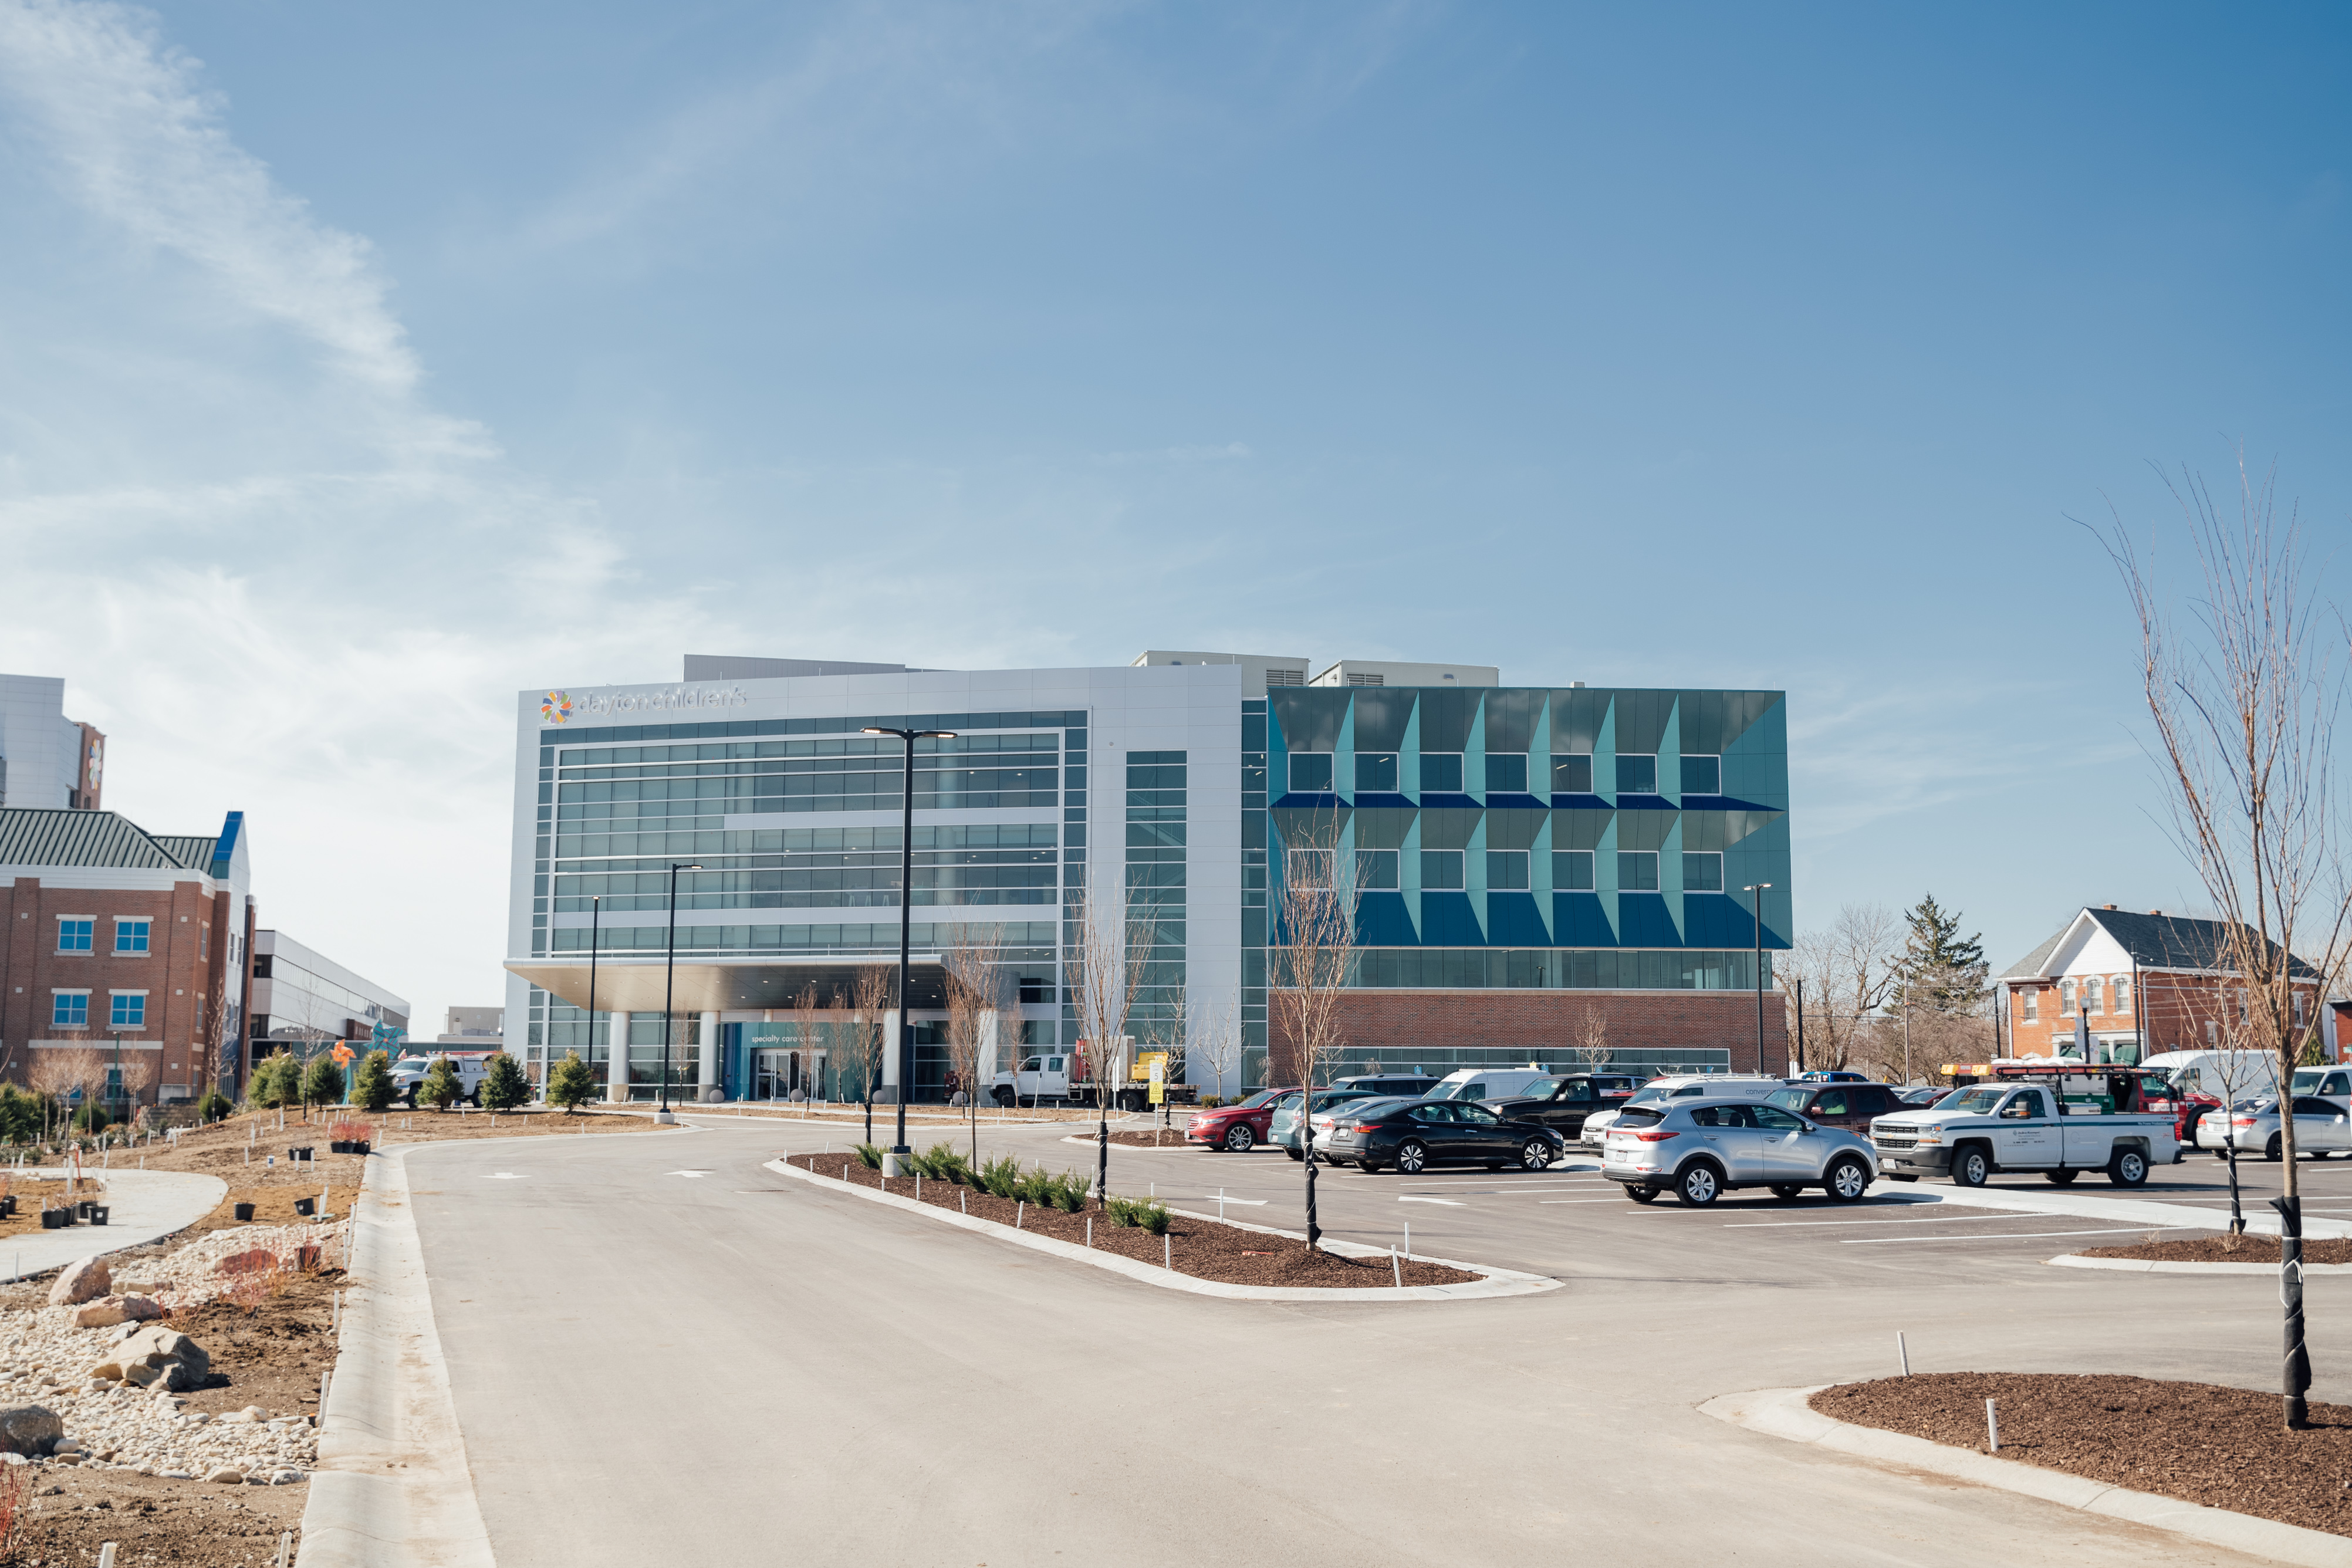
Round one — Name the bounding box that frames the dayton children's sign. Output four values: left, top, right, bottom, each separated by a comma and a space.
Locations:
541, 686, 750, 725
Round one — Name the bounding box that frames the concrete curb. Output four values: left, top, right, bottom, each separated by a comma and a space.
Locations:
1702, 1384, 2352, 1567
764, 1157, 1561, 1302
0, 1169, 225, 1283
2049, 1253, 2352, 1276
299, 1148, 496, 1568
1862, 1180, 2352, 1238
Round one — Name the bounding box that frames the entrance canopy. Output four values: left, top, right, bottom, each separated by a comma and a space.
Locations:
505, 954, 949, 1014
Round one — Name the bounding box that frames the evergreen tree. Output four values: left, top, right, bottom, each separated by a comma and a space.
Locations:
197, 1090, 232, 1124
352, 1050, 397, 1113
420, 1057, 465, 1111
248, 1049, 300, 1110
1895, 893, 1988, 1012
479, 1052, 530, 1111
302, 1055, 347, 1110
546, 1052, 597, 1114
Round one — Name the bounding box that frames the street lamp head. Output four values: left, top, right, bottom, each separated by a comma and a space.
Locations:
860, 726, 892, 735
919, 730, 957, 739
674, 861, 703, 872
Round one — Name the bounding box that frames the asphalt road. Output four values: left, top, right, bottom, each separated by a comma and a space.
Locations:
405, 1114, 2341, 1567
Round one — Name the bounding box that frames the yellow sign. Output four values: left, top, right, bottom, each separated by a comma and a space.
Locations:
1148, 1056, 1166, 1105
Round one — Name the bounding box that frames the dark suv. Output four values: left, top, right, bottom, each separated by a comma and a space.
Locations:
1484, 1074, 1640, 1140
1764, 1080, 1907, 1135
1332, 1074, 1439, 1099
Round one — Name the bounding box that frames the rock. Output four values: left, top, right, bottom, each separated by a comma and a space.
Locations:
47, 1258, 110, 1307
109, 1327, 209, 1393
74, 1295, 163, 1328
214, 1248, 277, 1278
204, 1466, 242, 1484
0, 1407, 62, 1457
270, 1469, 305, 1485
53, 1452, 82, 1465
158, 1469, 193, 1480
51, 1438, 80, 1454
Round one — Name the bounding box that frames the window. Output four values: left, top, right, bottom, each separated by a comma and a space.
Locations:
1682, 851, 1724, 892
1616, 755, 1658, 793
1286, 849, 1333, 887
1485, 754, 1528, 793
110, 993, 145, 1028
2021, 989, 2039, 1022
52, 992, 89, 1028
1551, 753, 1593, 793
1486, 850, 1530, 890
1287, 753, 1334, 792
2083, 976, 2103, 1014
1554, 850, 1596, 891
1421, 849, 1465, 890
114, 919, 150, 955
2114, 976, 2130, 1014
1680, 755, 1722, 795
1752, 1104, 1807, 1130
2206, 1019, 2218, 1045
56, 918, 92, 953
1354, 752, 1398, 792
1354, 849, 1399, 890
1810, 1091, 1849, 1116
2060, 980, 2076, 1016
1421, 753, 1464, 792
1618, 851, 1660, 891
2295, 990, 2309, 1028
199, 927, 208, 961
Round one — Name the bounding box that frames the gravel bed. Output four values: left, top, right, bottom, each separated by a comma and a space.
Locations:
2078, 1235, 2352, 1264
1813, 1372, 2352, 1536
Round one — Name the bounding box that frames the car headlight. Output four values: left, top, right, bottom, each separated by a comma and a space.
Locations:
1914, 1125, 1942, 1144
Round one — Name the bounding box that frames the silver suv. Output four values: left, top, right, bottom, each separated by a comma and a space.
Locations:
1601, 1097, 1878, 1206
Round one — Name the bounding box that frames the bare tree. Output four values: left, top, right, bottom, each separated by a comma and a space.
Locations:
851, 968, 891, 1145
1189, 987, 1242, 1104
1785, 904, 1901, 1075
114, 1051, 157, 1123
1569, 1006, 1611, 1072
787, 983, 824, 1106
1268, 815, 1359, 1251
26, 1052, 79, 1143
943, 925, 1006, 1166
1066, 875, 1151, 1207
2099, 454, 2352, 1430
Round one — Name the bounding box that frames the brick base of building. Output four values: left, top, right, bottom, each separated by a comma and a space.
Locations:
1269, 989, 1788, 1081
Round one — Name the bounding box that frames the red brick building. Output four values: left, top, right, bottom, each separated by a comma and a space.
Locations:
1270, 988, 1787, 1082
0, 808, 255, 1106
1999, 905, 2331, 1064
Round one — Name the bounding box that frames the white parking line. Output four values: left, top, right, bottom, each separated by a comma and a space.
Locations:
1841, 1225, 2196, 1245
1725, 1212, 2084, 1229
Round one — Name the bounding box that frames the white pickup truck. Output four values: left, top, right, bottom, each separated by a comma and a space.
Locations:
1870, 1080, 2179, 1188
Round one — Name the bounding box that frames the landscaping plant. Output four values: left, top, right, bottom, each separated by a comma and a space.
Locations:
302, 1054, 347, 1114
197, 1089, 233, 1124
978, 1154, 1022, 1198
854, 1142, 884, 1170
352, 1049, 397, 1113
1050, 1171, 1090, 1213
70, 1103, 109, 1135
0, 1086, 39, 1144
546, 1051, 597, 1114
419, 1057, 465, 1111
247, 1049, 300, 1111
479, 1052, 531, 1112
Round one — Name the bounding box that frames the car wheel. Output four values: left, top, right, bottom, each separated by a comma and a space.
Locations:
1358, 1158, 1381, 1173
1824, 1155, 1871, 1203
1768, 1184, 1804, 1201
2108, 1147, 2149, 1187
1674, 1163, 1722, 1207
1624, 1184, 1659, 1204
1284, 1147, 1303, 1161
1222, 1124, 1255, 1153
2045, 1169, 2080, 1185
1950, 1144, 1991, 1187
1396, 1140, 1428, 1175
993, 1087, 1015, 1109
1519, 1138, 1553, 1172
1886, 1173, 1918, 1182
2266, 1134, 2284, 1162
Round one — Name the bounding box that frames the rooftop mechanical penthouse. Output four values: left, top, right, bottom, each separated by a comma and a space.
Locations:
501, 654, 1790, 1102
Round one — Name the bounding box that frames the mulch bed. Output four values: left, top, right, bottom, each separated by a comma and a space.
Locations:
1087, 1130, 1203, 1150
1814, 1373, 2352, 1536
783, 1153, 1478, 1289
2079, 1235, 2352, 1265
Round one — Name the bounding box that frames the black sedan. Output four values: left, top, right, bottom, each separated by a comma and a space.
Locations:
1318, 1099, 1568, 1174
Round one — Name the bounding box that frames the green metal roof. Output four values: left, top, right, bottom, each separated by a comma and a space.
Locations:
0, 809, 211, 871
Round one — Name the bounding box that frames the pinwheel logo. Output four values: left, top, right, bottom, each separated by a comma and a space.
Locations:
541, 691, 575, 725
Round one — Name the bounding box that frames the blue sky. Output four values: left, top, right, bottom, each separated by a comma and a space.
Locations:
1, 0, 2346, 1025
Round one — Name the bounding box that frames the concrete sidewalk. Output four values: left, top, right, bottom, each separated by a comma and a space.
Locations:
0, 1168, 227, 1282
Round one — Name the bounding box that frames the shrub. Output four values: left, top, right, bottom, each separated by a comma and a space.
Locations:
351, 1050, 396, 1113
479, 1052, 530, 1112
1052, 1171, 1090, 1213
0, 1086, 39, 1144
71, 1103, 109, 1135
1103, 1195, 1171, 1234
197, 1089, 232, 1126
1200, 1096, 1223, 1109
301, 1056, 346, 1110
248, 1050, 300, 1110
546, 1052, 597, 1114
420, 1059, 464, 1111
854, 1142, 884, 1170
978, 1154, 1022, 1198
915, 1143, 968, 1183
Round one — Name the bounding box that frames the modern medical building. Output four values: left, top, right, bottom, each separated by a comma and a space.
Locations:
502, 653, 1791, 1101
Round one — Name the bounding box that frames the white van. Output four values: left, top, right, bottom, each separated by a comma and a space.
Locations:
1579, 1074, 1789, 1147
1428, 1068, 1557, 1103
2141, 1050, 2286, 1104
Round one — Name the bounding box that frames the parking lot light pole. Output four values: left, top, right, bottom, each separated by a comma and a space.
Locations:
658, 861, 704, 1124
864, 725, 957, 1169
1743, 883, 1773, 1073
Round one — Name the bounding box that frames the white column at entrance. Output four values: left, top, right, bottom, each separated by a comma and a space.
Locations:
698, 1012, 720, 1102
880, 1009, 901, 1103
976, 1011, 999, 1092
606, 1012, 631, 1104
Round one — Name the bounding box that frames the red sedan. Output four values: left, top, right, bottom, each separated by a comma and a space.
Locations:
1185, 1088, 1295, 1153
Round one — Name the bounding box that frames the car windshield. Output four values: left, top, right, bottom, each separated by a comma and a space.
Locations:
1941, 1088, 2009, 1115
1765, 1088, 1812, 1111
1624, 1087, 1674, 1108
1612, 1106, 1665, 1128
1234, 1090, 1282, 1110
393, 1057, 428, 1073
1429, 1079, 1479, 1100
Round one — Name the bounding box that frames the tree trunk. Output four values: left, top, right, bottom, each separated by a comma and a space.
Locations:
2223, 1143, 2245, 1235
2279, 1066, 2310, 1429
1095, 1101, 1109, 1208
1303, 1141, 1320, 1250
